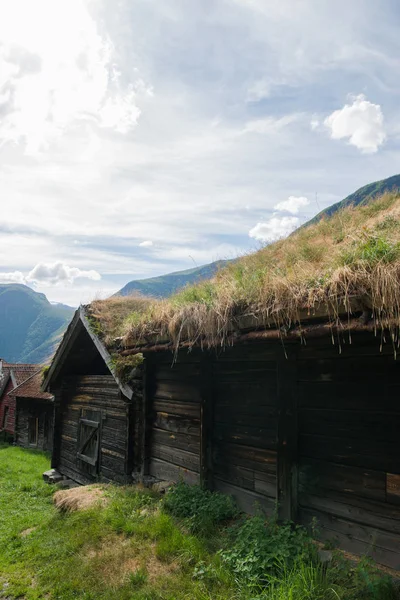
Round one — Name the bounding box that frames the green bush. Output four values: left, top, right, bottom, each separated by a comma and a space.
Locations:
220, 516, 315, 588
163, 482, 238, 535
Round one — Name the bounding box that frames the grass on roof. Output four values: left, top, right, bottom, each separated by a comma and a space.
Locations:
88, 192, 400, 350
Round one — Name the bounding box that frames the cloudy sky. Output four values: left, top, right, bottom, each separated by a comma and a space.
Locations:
0, 0, 399, 306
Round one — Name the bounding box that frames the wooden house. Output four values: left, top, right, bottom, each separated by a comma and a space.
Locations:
45, 195, 400, 570
10, 371, 54, 451
42, 308, 142, 485
0, 361, 40, 441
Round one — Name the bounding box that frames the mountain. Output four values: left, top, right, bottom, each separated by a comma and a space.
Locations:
306, 174, 400, 226
0, 284, 75, 364
117, 260, 229, 298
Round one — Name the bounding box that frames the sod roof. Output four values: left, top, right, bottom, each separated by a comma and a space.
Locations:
88, 192, 400, 353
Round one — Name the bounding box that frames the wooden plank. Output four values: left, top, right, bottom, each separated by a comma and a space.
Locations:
152, 428, 200, 453
213, 423, 277, 450
299, 493, 400, 535
153, 400, 200, 419
277, 352, 298, 522
200, 353, 213, 489
297, 382, 399, 412
299, 409, 400, 442
151, 443, 200, 472
299, 507, 400, 563
299, 434, 400, 473
214, 406, 278, 425
213, 478, 276, 516
153, 412, 200, 435
154, 381, 201, 402
298, 459, 386, 502
149, 458, 200, 485
213, 383, 277, 407
213, 461, 276, 498
213, 442, 277, 472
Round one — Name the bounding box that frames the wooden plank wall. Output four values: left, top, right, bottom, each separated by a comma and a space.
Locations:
15, 399, 54, 451
147, 356, 201, 484
297, 349, 400, 570
58, 375, 131, 485
211, 346, 278, 514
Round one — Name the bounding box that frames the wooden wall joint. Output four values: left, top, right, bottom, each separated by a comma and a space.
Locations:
200, 352, 213, 490
276, 348, 298, 522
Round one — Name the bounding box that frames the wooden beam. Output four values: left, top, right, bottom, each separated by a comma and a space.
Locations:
200, 353, 213, 490
276, 350, 298, 522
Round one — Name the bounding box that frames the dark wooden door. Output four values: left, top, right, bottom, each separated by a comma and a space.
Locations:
77, 408, 102, 479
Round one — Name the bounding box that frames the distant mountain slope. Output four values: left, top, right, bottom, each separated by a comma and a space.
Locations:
0, 284, 74, 364
117, 260, 229, 298
306, 174, 400, 226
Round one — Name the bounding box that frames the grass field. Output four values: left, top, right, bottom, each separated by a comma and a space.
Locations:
0, 444, 398, 600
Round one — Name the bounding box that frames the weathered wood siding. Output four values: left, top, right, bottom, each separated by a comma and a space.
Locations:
297, 349, 400, 570
147, 357, 201, 484
58, 375, 131, 485
211, 346, 278, 514
0, 379, 16, 435
15, 399, 54, 451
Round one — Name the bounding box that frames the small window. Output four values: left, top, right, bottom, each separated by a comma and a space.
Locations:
2, 406, 9, 429
28, 417, 39, 446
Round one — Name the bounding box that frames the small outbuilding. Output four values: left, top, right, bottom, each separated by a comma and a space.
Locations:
10, 371, 54, 451
0, 361, 40, 441
42, 308, 142, 485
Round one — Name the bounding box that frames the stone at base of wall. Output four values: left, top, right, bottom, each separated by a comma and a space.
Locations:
43, 469, 63, 484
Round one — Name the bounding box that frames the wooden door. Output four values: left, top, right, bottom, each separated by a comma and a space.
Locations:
77, 408, 102, 479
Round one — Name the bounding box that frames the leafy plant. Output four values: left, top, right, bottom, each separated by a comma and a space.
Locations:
220, 515, 315, 588
163, 482, 238, 535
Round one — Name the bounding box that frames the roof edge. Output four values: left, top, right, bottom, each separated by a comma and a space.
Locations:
42, 306, 133, 400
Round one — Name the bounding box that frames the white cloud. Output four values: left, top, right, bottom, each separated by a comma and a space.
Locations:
139, 240, 153, 247
26, 262, 101, 285
0, 0, 143, 154
0, 271, 26, 284
323, 95, 386, 154
274, 196, 310, 214
249, 216, 299, 243
241, 114, 299, 135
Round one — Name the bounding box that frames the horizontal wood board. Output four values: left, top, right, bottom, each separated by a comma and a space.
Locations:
211, 353, 278, 513
148, 361, 201, 485
57, 375, 130, 484
297, 349, 400, 570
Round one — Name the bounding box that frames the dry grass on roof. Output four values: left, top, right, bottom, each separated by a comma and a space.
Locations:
90, 192, 400, 350
88, 295, 154, 346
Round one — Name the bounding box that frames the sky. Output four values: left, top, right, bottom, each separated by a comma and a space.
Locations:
0, 0, 400, 306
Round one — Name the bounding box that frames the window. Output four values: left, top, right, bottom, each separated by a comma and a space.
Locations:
28, 417, 39, 446
2, 406, 9, 430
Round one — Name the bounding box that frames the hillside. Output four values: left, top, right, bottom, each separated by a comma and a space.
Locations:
117, 260, 229, 298
307, 173, 400, 225
0, 284, 74, 364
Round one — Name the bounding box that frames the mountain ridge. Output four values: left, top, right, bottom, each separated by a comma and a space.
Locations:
0, 284, 74, 364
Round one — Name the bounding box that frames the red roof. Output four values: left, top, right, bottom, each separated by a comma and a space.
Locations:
8, 370, 53, 401
0, 361, 44, 397
4, 364, 39, 386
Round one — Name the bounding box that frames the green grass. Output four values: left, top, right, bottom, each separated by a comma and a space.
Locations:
0, 445, 398, 600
